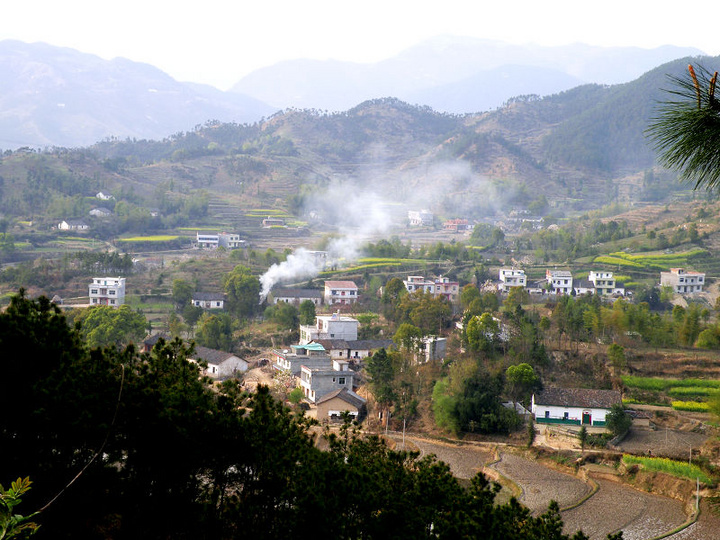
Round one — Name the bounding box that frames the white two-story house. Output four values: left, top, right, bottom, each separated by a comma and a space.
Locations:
324, 280, 358, 305
299, 313, 359, 345
546, 269, 573, 295
498, 268, 527, 292
661, 268, 705, 294
89, 277, 126, 306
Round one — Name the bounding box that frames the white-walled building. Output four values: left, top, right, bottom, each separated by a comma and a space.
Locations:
532, 388, 621, 428
299, 313, 359, 345
270, 288, 323, 306
661, 268, 706, 294
300, 359, 354, 403
192, 292, 225, 309
546, 269, 573, 295
402, 275, 459, 302
408, 209, 434, 227
196, 232, 219, 249
498, 268, 527, 292
403, 276, 436, 294
89, 277, 126, 306
324, 280, 359, 305
588, 271, 616, 295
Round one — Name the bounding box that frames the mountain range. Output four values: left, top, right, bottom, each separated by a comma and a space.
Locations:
0, 38, 704, 149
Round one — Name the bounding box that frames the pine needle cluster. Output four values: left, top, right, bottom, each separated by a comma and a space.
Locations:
647, 64, 720, 190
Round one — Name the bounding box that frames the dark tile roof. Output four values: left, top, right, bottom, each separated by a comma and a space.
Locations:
534, 388, 621, 409
316, 387, 367, 408
348, 339, 395, 350
314, 339, 350, 349
192, 346, 239, 365
144, 332, 172, 347
271, 288, 322, 298
193, 292, 225, 301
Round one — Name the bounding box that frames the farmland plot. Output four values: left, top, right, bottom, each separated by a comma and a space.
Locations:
397, 436, 494, 479
490, 452, 591, 513
561, 479, 686, 540
668, 499, 720, 540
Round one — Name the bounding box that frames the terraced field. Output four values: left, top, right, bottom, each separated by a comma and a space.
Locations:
562, 478, 686, 540
393, 436, 698, 540
490, 452, 591, 513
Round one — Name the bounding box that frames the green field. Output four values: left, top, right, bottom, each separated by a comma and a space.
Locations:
623, 455, 713, 484
118, 235, 181, 242
593, 249, 707, 271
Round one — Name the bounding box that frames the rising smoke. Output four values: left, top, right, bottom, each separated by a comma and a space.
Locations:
258, 148, 511, 301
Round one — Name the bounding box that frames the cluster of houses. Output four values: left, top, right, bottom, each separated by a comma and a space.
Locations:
497, 268, 627, 297
497, 266, 706, 297
273, 311, 447, 421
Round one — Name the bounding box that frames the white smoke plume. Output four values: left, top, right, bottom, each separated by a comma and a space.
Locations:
259, 248, 324, 301
257, 147, 510, 302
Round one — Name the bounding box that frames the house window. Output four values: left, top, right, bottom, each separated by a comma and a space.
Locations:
110, 299, 115, 305
91, 289, 98, 294
109, 290, 115, 295
563, 412, 569, 420
338, 377, 346, 385
338, 352, 343, 357
544, 411, 550, 418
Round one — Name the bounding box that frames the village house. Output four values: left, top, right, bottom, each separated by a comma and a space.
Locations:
190, 346, 248, 379
96, 191, 114, 200
142, 332, 172, 353
498, 268, 527, 292
531, 388, 622, 427
196, 232, 219, 249
196, 232, 244, 249
89, 277, 126, 306
660, 267, 706, 294
272, 343, 332, 375
312, 338, 394, 361
403, 276, 436, 294
403, 275, 459, 302
270, 288, 323, 306
588, 271, 616, 295
546, 269, 573, 294
58, 219, 89, 231
89, 207, 113, 218
299, 359, 355, 403
324, 280, 359, 305
316, 387, 367, 422
443, 218, 470, 233
414, 336, 447, 363
192, 292, 225, 309
407, 209, 433, 227
299, 313, 359, 345
434, 276, 460, 302
261, 217, 285, 228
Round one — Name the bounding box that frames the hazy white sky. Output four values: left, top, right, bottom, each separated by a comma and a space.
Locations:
3, 0, 715, 90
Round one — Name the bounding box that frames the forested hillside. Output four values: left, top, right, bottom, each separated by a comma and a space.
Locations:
2, 56, 719, 224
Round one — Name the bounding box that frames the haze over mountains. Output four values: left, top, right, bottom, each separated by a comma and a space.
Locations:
0, 37, 704, 149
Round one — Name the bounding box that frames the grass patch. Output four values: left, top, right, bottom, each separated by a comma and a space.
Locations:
622, 455, 713, 484
622, 375, 720, 392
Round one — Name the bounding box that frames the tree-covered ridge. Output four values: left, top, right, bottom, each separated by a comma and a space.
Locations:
3, 57, 720, 222
0, 291, 620, 539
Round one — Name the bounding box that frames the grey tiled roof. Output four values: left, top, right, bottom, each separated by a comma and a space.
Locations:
316, 387, 367, 408
534, 388, 621, 409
